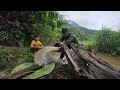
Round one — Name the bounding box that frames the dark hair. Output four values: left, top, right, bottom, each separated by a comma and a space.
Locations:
62, 28, 68, 34
34, 35, 39, 39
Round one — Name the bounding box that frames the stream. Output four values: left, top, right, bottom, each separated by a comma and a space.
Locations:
97, 53, 120, 70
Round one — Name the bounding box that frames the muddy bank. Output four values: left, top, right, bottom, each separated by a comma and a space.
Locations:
39, 63, 87, 79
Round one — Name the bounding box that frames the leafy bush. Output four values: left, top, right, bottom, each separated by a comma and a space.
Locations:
95, 27, 120, 54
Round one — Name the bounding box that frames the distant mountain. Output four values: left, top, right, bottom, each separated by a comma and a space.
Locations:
67, 20, 97, 35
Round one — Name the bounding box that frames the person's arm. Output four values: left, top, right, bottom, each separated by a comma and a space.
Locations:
55, 36, 64, 46
60, 36, 64, 42
38, 41, 44, 48
64, 33, 75, 45
30, 41, 35, 48
31, 40, 40, 48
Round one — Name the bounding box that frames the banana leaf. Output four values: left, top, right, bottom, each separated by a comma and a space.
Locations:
22, 63, 55, 79
11, 62, 34, 74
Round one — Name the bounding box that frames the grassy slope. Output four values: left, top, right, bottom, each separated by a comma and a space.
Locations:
0, 45, 34, 71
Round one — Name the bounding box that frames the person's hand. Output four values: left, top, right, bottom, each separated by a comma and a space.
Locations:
37, 46, 42, 49
33, 46, 39, 48
37, 46, 40, 48
59, 42, 64, 45
41, 46, 44, 48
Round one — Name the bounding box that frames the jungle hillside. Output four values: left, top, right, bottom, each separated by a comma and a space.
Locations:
0, 11, 120, 79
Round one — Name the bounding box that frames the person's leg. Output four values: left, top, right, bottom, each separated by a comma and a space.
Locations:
67, 44, 71, 49
30, 48, 35, 53
31, 48, 39, 53
60, 47, 65, 59
35, 48, 41, 53
59, 44, 71, 59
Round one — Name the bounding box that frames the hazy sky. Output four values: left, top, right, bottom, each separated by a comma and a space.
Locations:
59, 11, 120, 31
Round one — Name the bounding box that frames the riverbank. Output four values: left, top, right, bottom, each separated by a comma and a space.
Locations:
0, 45, 120, 79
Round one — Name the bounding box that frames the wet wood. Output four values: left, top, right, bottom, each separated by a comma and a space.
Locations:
63, 43, 120, 79
64, 45, 94, 79
64, 46, 80, 73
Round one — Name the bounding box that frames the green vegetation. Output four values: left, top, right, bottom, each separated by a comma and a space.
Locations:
59, 19, 120, 55
0, 46, 34, 69
11, 62, 34, 74
22, 63, 55, 79
0, 11, 95, 47
0, 11, 61, 46
0, 11, 120, 78
80, 39, 96, 48
95, 27, 120, 54
80, 27, 120, 55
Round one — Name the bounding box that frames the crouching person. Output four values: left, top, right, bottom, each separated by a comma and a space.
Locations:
30, 36, 44, 53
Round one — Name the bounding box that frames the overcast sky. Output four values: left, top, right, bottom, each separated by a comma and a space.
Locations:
59, 11, 120, 31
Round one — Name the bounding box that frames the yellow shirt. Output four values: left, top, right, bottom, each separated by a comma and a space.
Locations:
30, 40, 43, 48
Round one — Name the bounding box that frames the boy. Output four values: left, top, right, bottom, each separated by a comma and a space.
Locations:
30, 36, 44, 53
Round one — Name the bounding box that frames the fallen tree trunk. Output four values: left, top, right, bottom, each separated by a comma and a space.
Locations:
64, 43, 120, 79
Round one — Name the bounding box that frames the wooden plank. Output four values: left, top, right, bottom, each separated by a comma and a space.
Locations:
64, 46, 80, 73
70, 43, 120, 79
64, 46, 95, 79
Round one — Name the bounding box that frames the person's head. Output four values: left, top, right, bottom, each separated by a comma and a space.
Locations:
62, 28, 69, 37
34, 36, 40, 41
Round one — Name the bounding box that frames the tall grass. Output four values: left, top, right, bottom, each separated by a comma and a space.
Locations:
80, 35, 96, 49
95, 27, 120, 54
80, 40, 96, 49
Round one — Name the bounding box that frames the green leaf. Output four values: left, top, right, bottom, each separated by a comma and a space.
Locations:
11, 62, 34, 74
22, 63, 55, 79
